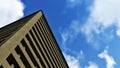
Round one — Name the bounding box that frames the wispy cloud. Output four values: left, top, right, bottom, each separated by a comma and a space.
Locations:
63, 51, 84, 68
98, 48, 116, 68
61, 20, 81, 45
64, 51, 100, 68
61, 20, 83, 68
0, 0, 25, 27
81, 0, 120, 49
63, 0, 119, 67
66, 0, 82, 8
64, 53, 80, 68
85, 61, 98, 68
64, 0, 120, 50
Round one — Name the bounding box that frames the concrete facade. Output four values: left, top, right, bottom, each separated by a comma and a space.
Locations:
0, 10, 68, 68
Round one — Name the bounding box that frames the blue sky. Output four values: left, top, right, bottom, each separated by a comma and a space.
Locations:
0, 0, 120, 68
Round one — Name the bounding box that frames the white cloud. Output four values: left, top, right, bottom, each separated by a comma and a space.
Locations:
0, 0, 25, 27
90, 0, 120, 28
76, 50, 84, 60
81, 0, 120, 48
61, 20, 84, 66
85, 61, 98, 68
66, 0, 82, 8
98, 49, 116, 68
61, 20, 81, 44
63, 52, 81, 68
116, 29, 120, 37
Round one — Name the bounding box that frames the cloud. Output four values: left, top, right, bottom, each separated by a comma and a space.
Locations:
64, 51, 99, 68
85, 61, 98, 68
98, 49, 116, 68
0, 0, 25, 27
63, 52, 81, 68
63, 53, 80, 68
66, 0, 82, 8
61, 20, 81, 45
89, 0, 120, 28
81, 0, 120, 48
61, 20, 84, 68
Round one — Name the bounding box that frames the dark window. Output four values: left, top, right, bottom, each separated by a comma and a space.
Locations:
21, 39, 40, 67
26, 33, 46, 67
0, 65, 3, 68
0, 39, 4, 43
6, 54, 20, 68
15, 45, 31, 68
33, 24, 54, 67
37, 20, 61, 67
33, 25, 55, 67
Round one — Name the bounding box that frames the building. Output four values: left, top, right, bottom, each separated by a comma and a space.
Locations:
0, 10, 68, 68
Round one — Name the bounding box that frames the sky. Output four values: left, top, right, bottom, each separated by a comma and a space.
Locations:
0, 0, 120, 68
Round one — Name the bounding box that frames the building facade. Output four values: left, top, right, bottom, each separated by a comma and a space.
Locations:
0, 10, 68, 68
